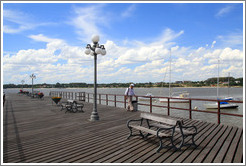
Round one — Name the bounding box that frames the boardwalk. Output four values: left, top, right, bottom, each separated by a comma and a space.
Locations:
3, 93, 243, 163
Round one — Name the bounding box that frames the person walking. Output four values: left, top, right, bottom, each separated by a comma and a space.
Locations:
125, 84, 136, 112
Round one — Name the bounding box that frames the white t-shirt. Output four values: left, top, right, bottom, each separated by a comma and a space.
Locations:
125, 87, 135, 96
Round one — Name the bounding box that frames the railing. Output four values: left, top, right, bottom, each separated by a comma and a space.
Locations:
49, 91, 243, 124
49, 91, 85, 101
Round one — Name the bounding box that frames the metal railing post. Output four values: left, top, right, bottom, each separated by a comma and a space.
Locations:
167, 98, 170, 116
114, 95, 116, 107
88, 93, 89, 102
150, 96, 152, 113
124, 96, 126, 109
218, 101, 221, 124
106, 94, 108, 105
189, 99, 192, 119
99, 94, 101, 104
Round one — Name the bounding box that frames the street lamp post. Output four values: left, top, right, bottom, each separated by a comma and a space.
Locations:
30, 73, 36, 97
84, 35, 106, 121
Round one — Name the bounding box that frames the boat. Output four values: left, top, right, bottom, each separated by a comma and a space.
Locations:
204, 96, 239, 109
158, 50, 190, 103
203, 63, 238, 109
138, 93, 157, 101
204, 101, 239, 109
205, 96, 239, 109
159, 91, 190, 103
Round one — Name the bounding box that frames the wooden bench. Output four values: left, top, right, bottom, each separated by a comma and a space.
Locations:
127, 112, 198, 152
127, 112, 180, 152
60, 100, 84, 113
150, 116, 198, 149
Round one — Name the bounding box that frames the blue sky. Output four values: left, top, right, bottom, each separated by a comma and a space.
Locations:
2, 2, 244, 84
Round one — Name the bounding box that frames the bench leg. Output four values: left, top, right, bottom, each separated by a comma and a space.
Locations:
156, 137, 163, 153
72, 108, 78, 113
170, 137, 178, 150
127, 127, 133, 139
65, 107, 72, 113
78, 107, 84, 112
190, 135, 198, 148
145, 133, 151, 138
157, 137, 177, 153
178, 134, 197, 149
139, 131, 145, 139
127, 129, 145, 140
177, 136, 185, 150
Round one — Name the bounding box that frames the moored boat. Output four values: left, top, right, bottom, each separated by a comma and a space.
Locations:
204, 101, 239, 109
138, 93, 157, 101
159, 91, 190, 103
203, 64, 238, 109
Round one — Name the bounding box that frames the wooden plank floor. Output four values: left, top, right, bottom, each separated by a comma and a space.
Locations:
3, 93, 243, 163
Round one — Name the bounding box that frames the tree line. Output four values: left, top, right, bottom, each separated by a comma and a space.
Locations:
3, 77, 243, 89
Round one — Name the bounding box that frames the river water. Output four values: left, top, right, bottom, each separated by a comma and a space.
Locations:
3, 87, 244, 128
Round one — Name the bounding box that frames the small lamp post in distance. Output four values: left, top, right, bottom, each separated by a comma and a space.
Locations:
21, 80, 25, 90
30, 73, 36, 98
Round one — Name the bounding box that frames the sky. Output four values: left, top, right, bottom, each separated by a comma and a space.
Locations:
2, 2, 244, 84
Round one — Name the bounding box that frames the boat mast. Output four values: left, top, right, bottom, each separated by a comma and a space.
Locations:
217, 59, 220, 99
169, 50, 171, 97
228, 72, 230, 97
161, 68, 167, 89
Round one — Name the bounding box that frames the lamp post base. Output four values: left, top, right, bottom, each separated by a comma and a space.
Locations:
90, 112, 99, 121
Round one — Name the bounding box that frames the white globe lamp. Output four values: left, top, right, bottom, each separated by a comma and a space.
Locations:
92, 35, 100, 43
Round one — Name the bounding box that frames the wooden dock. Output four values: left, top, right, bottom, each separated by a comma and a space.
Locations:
3, 93, 243, 163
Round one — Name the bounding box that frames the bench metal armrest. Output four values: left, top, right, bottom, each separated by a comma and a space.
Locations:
180, 125, 197, 134
127, 119, 143, 128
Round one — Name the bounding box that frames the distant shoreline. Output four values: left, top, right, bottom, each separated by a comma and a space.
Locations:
3, 86, 243, 90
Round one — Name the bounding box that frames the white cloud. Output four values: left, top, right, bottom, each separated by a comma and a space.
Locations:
151, 28, 184, 46
221, 66, 242, 78
3, 9, 52, 34
121, 4, 137, 18
204, 49, 221, 59
3, 9, 34, 33
3, 34, 96, 83
70, 4, 109, 42
29, 34, 62, 43
211, 41, 216, 48
215, 5, 234, 18
3, 28, 244, 84
216, 32, 243, 49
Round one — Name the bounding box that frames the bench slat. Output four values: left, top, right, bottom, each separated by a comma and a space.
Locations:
129, 125, 172, 137
140, 112, 178, 125
151, 123, 195, 135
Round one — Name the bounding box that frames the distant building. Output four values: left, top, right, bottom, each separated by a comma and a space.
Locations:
183, 81, 192, 84
175, 81, 183, 84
